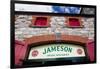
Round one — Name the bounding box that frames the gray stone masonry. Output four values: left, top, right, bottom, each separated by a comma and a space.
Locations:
15, 15, 95, 41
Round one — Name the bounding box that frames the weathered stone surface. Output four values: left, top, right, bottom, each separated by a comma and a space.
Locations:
15, 15, 95, 41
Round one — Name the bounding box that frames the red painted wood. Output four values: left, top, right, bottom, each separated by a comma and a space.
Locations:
69, 18, 80, 26
15, 40, 28, 66
32, 17, 48, 26
15, 36, 95, 66
86, 39, 95, 62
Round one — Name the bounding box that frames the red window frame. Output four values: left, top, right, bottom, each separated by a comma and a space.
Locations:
30, 15, 51, 27
66, 17, 83, 28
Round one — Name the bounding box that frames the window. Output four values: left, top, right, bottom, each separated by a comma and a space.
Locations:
30, 16, 51, 27
66, 17, 83, 28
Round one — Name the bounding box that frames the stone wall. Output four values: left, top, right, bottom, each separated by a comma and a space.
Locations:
15, 15, 94, 41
